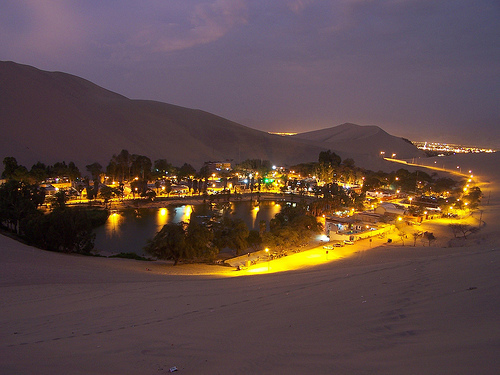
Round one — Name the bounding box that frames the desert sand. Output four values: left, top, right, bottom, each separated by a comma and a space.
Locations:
1, 153, 499, 374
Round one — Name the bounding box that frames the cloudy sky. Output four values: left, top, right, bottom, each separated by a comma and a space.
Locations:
1, 0, 499, 147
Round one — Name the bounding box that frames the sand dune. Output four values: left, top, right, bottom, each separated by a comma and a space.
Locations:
1, 61, 424, 172
1, 61, 327, 169
294, 123, 425, 171
295, 122, 424, 159
1, 153, 499, 374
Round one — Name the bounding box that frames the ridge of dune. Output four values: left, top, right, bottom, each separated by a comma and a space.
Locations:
293, 123, 425, 171
296, 122, 385, 142
0, 61, 328, 169
1, 61, 424, 172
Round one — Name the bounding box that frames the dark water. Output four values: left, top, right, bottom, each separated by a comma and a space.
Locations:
93, 200, 282, 255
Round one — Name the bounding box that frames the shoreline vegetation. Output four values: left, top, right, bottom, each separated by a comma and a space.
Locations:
0, 150, 490, 268
1, 181, 490, 271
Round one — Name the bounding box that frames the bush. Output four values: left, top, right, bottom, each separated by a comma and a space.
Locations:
21, 208, 99, 254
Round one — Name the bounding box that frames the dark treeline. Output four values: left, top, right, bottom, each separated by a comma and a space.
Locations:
0, 178, 107, 254
1, 156, 81, 183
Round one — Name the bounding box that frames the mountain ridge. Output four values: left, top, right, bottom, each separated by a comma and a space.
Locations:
1, 61, 423, 172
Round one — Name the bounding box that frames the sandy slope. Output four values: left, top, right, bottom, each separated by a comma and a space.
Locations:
294, 123, 426, 171
1, 61, 327, 169
1, 154, 499, 374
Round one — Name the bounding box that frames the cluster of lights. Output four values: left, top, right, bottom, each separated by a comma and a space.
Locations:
267, 132, 298, 136
414, 142, 495, 154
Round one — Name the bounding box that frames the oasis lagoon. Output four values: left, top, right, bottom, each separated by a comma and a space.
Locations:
93, 200, 282, 256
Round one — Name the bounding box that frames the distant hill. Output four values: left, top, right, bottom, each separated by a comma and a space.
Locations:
0, 61, 423, 173
0, 61, 326, 170
294, 123, 425, 171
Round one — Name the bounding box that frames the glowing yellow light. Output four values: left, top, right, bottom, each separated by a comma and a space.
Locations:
307, 254, 322, 259
157, 208, 169, 227
106, 212, 123, 234
247, 266, 269, 273
181, 205, 193, 222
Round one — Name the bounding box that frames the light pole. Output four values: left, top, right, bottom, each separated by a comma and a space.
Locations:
265, 248, 270, 271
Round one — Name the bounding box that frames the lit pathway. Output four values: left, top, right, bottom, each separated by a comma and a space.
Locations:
235, 236, 390, 276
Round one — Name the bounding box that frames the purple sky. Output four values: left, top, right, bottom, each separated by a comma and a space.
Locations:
1, 0, 499, 148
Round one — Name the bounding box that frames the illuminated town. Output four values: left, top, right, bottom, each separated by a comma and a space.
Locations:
1, 148, 482, 273
267, 132, 298, 136
414, 141, 495, 154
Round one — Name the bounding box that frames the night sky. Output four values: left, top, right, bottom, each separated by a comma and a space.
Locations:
1, 1, 499, 147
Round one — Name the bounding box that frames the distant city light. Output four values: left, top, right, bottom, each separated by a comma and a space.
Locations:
414, 141, 495, 154
267, 132, 298, 136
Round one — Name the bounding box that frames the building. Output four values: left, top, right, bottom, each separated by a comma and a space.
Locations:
204, 161, 232, 174
375, 202, 407, 217
325, 215, 392, 242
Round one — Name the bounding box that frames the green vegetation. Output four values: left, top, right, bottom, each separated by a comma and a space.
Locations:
0, 179, 45, 234
262, 203, 322, 251
21, 208, 100, 254
144, 220, 217, 265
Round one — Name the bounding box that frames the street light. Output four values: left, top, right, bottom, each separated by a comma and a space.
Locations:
265, 248, 270, 271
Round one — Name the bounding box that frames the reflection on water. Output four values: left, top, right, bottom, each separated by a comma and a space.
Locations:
251, 206, 259, 228
157, 207, 169, 228
93, 201, 282, 255
174, 204, 192, 223
106, 212, 124, 235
